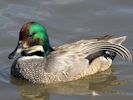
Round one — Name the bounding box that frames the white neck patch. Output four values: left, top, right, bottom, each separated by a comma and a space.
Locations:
26, 45, 44, 53
19, 55, 44, 61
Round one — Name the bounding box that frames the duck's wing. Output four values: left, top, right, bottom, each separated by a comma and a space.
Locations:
46, 50, 89, 74
46, 35, 132, 74
54, 35, 132, 61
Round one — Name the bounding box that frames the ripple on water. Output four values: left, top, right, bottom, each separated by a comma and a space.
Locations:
41, 0, 85, 5
118, 8, 133, 14
96, 7, 133, 16
51, 38, 64, 46
0, 16, 14, 29
0, 80, 20, 100
4, 4, 51, 20
6, 30, 18, 38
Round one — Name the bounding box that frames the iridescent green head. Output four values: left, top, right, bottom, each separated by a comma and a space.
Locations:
8, 22, 54, 59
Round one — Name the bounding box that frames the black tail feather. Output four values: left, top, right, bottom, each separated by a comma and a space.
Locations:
86, 50, 116, 63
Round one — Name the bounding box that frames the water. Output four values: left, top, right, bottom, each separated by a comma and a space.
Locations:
0, 0, 133, 100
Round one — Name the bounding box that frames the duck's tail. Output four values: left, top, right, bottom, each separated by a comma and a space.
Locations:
97, 34, 127, 45
87, 41, 132, 61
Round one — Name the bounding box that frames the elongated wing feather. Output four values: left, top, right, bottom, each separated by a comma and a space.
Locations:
53, 39, 132, 61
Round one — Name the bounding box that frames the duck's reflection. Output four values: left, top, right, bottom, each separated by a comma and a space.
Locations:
10, 67, 128, 100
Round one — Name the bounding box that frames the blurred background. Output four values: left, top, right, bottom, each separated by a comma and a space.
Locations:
0, 0, 133, 100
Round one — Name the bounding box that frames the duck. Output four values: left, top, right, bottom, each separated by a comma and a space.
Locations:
8, 21, 132, 84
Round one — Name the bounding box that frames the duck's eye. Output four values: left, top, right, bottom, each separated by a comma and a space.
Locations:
32, 32, 36, 36
29, 32, 36, 37
29, 34, 32, 37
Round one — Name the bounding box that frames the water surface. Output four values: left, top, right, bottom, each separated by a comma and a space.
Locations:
0, 0, 133, 100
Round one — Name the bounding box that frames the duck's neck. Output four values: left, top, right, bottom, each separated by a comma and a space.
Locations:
43, 43, 54, 56
21, 45, 54, 57
21, 45, 44, 57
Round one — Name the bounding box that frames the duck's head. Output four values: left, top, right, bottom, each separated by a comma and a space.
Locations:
8, 21, 54, 59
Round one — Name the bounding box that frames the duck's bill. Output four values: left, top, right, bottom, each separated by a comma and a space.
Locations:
8, 42, 23, 59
